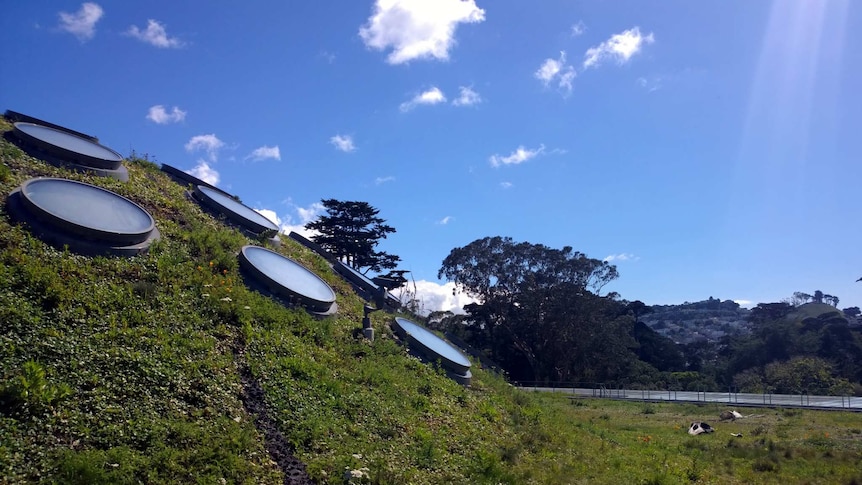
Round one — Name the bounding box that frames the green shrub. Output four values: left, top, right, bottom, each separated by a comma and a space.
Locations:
0, 361, 72, 415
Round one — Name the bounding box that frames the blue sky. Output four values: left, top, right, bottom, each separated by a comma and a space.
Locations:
2, 1, 860, 313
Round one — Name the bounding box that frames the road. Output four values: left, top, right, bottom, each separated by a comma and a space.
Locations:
519, 386, 862, 411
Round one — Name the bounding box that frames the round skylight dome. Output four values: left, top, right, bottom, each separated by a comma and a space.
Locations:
160, 163, 231, 196
334, 261, 401, 308
393, 317, 472, 375
7, 178, 159, 256
13, 122, 124, 170
238, 245, 336, 313
11, 122, 128, 181
193, 185, 279, 235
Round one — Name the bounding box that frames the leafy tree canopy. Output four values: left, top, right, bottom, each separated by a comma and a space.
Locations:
438, 236, 618, 301
306, 199, 400, 274
437, 237, 631, 382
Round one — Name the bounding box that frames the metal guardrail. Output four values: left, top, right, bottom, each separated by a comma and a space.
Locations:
515, 382, 862, 411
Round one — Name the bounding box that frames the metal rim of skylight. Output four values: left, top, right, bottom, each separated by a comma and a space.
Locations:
238, 245, 336, 313
12, 122, 124, 170
393, 317, 472, 376
18, 177, 156, 245
193, 185, 279, 235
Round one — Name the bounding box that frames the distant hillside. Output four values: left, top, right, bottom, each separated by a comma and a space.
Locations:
641, 297, 751, 344
788, 302, 848, 325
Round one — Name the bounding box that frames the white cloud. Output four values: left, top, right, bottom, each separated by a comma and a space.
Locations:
400, 87, 447, 112
571, 21, 586, 37
489, 144, 545, 168
127, 19, 184, 48
58, 2, 103, 42
185, 134, 224, 162
320, 50, 336, 63
255, 209, 281, 226
452, 86, 481, 106
535, 51, 576, 95
186, 161, 219, 186
637, 76, 662, 93
246, 145, 281, 162
733, 299, 755, 308
375, 176, 396, 185
583, 27, 655, 69
281, 201, 326, 237
330, 134, 356, 152
603, 253, 639, 263
359, 0, 486, 65
146, 105, 186, 124
500, 181, 513, 189
394, 280, 478, 316
535, 52, 565, 84
437, 216, 453, 225
252, 201, 325, 237
558, 67, 576, 93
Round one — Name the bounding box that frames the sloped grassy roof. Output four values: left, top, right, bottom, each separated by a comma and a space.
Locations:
0, 117, 540, 484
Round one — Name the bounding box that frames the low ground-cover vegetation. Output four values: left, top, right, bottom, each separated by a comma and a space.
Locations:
1, 118, 860, 484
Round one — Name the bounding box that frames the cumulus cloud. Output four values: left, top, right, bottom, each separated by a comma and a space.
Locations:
58, 2, 103, 41
185, 134, 224, 162
127, 19, 184, 48
535, 52, 565, 84
359, 0, 486, 64
452, 86, 481, 106
571, 21, 586, 37
500, 181, 513, 189
400, 87, 447, 112
393, 280, 478, 316
296, 202, 325, 224
583, 27, 654, 69
252, 201, 325, 237
282, 201, 326, 237
330, 134, 356, 152
535, 51, 576, 95
254, 209, 281, 226
186, 161, 219, 186
375, 176, 396, 185
558, 67, 576, 93
245, 145, 281, 162
146, 105, 186, 124
489, 144, 545, 168
603, 253, 639, 263
437, 216, 453, 225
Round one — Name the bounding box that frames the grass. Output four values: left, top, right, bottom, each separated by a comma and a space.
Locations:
515, 396, 862, 484
1, 116, 861, 484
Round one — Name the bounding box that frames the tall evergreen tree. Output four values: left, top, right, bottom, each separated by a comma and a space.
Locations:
306, 199, 400, 274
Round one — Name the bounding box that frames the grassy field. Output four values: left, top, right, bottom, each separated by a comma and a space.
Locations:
1, 116, 861, 484
515, 394, 862, 484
